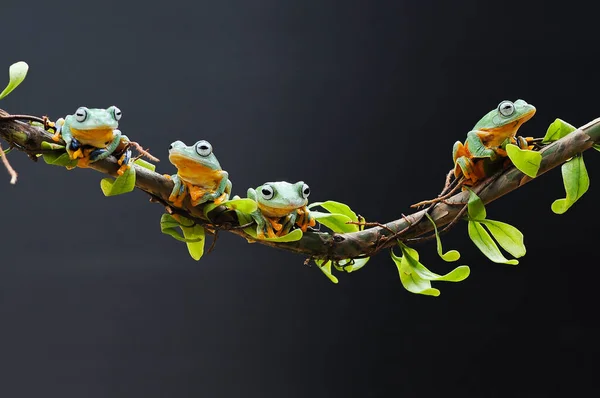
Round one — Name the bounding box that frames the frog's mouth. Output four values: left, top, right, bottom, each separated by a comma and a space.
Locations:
483, 108, 537, 135
70, 127, 115, 148
258, 199, 307, 218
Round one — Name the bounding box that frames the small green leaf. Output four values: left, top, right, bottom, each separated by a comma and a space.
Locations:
593, 144, 600, 152
160, 214, 202, 243
308, 201, 359, 222
133, 158, 156, 171
425, 213, 460, 262
204, 198, 257, 218
40, 141, 65, 150
400, 244, 469, 283
310, 211, 358, 233
339, 257, 370, 273
243, 227, 303, 242
314, 260, 339, 284
468, 221, 518, 265
551, 154, 590, 214
467, 189, 486, 220
42, 152, 78, 168
0, 61, 29, 100
390, 248, 440, 296
506, 144, 542, 178
480, 220, 526, 258
542, 118, 577, 143
100, 166, 136, 196
181, 224, 206, 260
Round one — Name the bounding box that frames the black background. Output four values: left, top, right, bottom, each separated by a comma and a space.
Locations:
1, 1, 599, 397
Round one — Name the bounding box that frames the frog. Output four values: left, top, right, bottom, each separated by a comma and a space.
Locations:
166, 139, 232, 208
247, 181, 315, 239
452, 99, 536, 185
52, 106, 131, 173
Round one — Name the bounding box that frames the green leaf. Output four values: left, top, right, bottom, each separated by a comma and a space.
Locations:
400, 245, 469, 283
243, 227, 303, 242
593, 144, 600, 153
42, 152, 78, 168
542, 118, 577, 143
100, 166, 136, 197
308, 201, 359, 222
468, 221, 518, 265
480, 220, 526, 258
390, 248, 439, 296
467, 189, 486, 220
506, 144, 542, 178
339, 257, 370, 273
40, 141, 65, 150
425, 213, 460, 262
551, 154, 590, 214
160, 214, 202, 243
133, 158, 156, 171
0, 61, 29, 100
204, 198, 257, 218
310, 211, 357, 233
180, 224, 206, 260
314, 260, 339, 284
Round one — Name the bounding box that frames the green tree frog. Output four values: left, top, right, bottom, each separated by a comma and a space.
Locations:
166, 140, 232, 207
52, 106, 131, 172
452, 99, 536, 184
247, 181, 315, 239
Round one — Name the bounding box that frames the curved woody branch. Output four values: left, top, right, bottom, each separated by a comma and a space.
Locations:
2, 108, 599, 261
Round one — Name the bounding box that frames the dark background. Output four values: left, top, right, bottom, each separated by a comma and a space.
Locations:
1, 1, 599, 397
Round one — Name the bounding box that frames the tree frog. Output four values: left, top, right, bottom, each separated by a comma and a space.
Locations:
166, 140, 232, 208
52, 106, 131, 172
452, 99, 536, 184
247, 181, 315, 239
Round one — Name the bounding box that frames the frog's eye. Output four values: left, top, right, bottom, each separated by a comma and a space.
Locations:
112, 106, 122, 121
195, 140, 212, 157
498, 101, 515, 117
261, 185, 274, 200
75, 107, 87, 122
301, 183, 310, 199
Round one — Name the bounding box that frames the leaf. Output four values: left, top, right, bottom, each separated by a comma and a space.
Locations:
593, 144, 600, 153
551, 154, 590, 214
0, 61, 29, 100
339, 257, 370, 273
42, 152, 78, 168
467, 189, 486, 220
506, 144, 542, 178
204, 198, 257, 218
310, 211, 357, 233
468, 221, 518, 265
180, 224, 206, 260
390, 248, 439, 296
160, 214, 202, 243
480, 220, 526, 258
243, 227, 303, 242
40, 141, 65, 150
100, 166, 136, 196
133, 158, 156, 171
308, 201, 359, 222
542, 118, 577, 143
400, 245, 469, 283
425, 213, 460, 262
314, 260, 339, 284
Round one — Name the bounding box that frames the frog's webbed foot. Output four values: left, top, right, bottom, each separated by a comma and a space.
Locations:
168, 175, 187, 207
267, 217, 284, 233
295, 206, 316, 232
116, 149, 132, 176
51, 118, 65, 142
279, 212, 298, 236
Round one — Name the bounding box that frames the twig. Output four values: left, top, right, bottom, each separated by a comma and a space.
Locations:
0, 143, 17, 184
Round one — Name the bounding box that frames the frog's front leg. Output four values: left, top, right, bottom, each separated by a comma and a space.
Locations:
191, 173, 232, 206
279, 212, 298, 236
168, 174, 187, 207
89, 130, 123, 163
59, 124, 84, 160
296, 206, 316, 232
465, 130, 497, 160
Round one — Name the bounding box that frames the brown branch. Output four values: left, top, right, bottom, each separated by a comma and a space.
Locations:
2, 108, 599, 261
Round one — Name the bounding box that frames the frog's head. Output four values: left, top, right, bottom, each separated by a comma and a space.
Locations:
67, 106, 121, 131
168, 140, 222, 174
255, 181, 310, 212
474, 99, 536, 134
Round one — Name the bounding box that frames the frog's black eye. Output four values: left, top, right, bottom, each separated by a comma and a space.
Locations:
75, 107, 87, 122
112, 106, 122, 121
261, 185, 274, 200
498, 101, 515, 117
195, 140, 212, 157
168, 144, 173, 151
301, 183, 310, 199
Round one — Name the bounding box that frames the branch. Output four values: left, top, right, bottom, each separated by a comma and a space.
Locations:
1, 108, 599, 261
